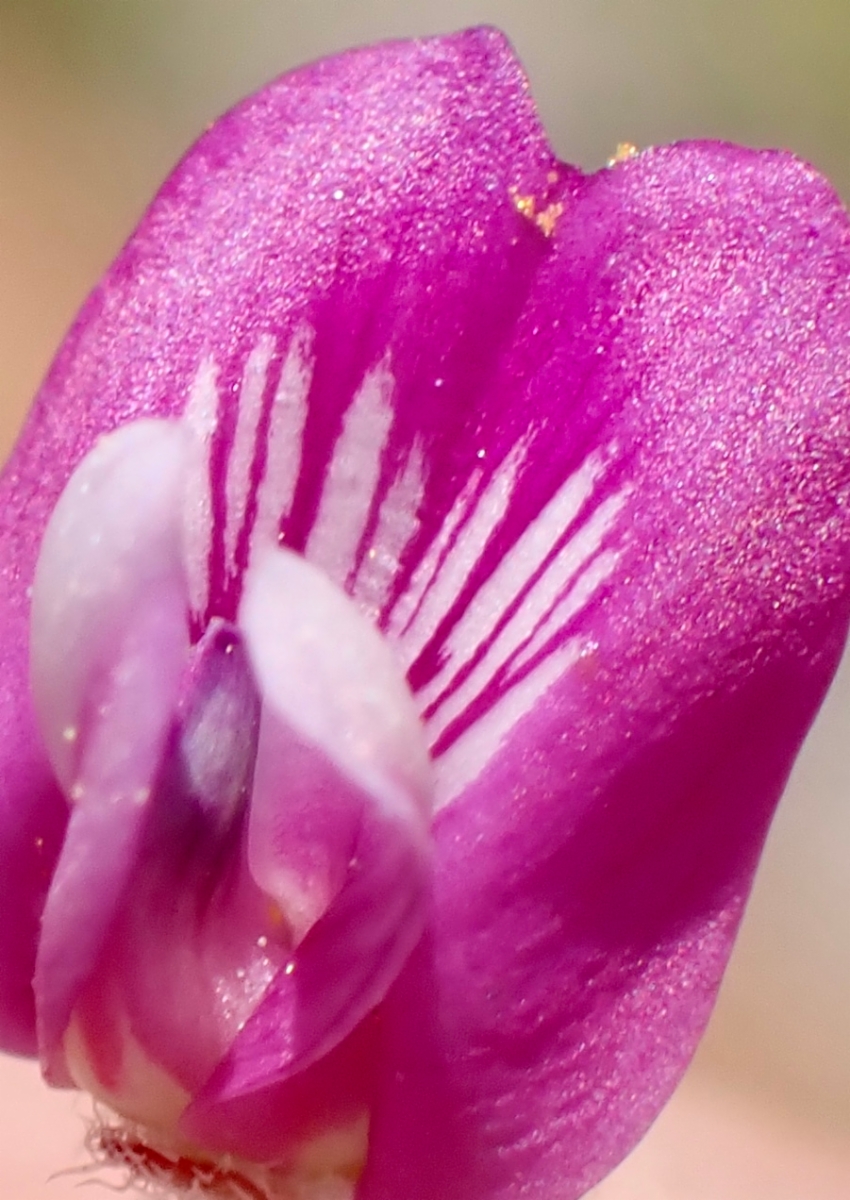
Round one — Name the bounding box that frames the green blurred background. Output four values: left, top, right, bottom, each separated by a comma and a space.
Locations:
2, 1, 850, 1193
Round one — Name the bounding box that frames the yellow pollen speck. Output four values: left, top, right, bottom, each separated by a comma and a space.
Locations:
509, 187, 537, 220
285, 961, 296, 975
607, 142, 639, 166
534, 201, 564, 238
509, 188, 564, 238
62, 726, 78, 743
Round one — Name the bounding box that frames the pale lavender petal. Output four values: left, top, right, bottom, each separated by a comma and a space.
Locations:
240, 547, 431, 927
183, 549, 431, 1112
30, 420, 189, 793
31, 421, 191, 1079
66, 623, 275, 1116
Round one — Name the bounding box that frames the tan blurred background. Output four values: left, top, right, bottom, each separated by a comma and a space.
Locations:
2, 2, 850, 1196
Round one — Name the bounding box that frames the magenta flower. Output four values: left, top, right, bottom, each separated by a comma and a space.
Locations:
2, 24, 850, 1200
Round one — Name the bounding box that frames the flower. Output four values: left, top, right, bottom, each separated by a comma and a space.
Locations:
2, 23, 850, 1200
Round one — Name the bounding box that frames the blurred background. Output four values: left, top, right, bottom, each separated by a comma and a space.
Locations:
2, 1, 850, 1196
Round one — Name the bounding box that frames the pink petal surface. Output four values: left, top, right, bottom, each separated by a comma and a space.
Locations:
361, 146, 850, 1199
0, 23, 849, 1199
0, 26, 558, 1059
3, 27, 566, 633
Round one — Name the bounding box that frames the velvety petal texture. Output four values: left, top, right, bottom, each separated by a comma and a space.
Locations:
2, 23, 850, 1200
